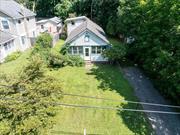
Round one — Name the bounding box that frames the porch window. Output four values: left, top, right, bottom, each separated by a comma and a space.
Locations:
92, 47, 96, 54
91, 46, 104, 54
97, 46, 101, 54
72, 46, 83, 55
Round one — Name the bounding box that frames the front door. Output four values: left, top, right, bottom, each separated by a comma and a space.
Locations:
84, 47, 90, 60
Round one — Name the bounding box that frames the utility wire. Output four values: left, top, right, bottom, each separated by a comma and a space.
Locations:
0, 97, 180, 115
0, 84, 180, 109
62, 93, 180, 109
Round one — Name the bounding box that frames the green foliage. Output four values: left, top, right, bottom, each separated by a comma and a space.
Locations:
5, 51, 22, 63
48, 51, 85, 68
55, 0, 72, 20
104, 41, 127, 62
31, 33, 53, 62
116, 0, 180, 104
0, 56, 62, 134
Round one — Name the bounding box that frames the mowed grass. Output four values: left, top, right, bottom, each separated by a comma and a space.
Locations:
0, 39, 152, 135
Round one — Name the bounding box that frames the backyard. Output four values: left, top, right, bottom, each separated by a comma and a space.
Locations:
0, 39, 152, 135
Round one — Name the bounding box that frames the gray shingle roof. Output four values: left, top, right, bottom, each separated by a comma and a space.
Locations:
0, 31, 14, 44
0, 0, 35, 19
65, 17, 109, 44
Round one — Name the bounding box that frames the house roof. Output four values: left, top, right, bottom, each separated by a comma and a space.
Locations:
36, 17, 61, 25
0, 0, 36, 19
0, 31, 14, 44
65, 17, 109, 44
65, 16, 87, 23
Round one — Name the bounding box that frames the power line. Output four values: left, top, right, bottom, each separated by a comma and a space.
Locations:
0, 97, 180, 115
0, 84, 180, 109
62, 93, 180, 109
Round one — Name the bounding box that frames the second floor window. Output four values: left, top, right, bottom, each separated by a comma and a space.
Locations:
21, 36, 26, 45
2, 20, 9, 29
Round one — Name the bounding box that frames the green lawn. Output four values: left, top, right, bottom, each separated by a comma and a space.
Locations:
0, 39, 152, 135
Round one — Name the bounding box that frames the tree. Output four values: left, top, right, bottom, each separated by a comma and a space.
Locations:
55, 0, 73, 20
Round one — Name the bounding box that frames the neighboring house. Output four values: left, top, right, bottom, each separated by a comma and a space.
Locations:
36, 17, 62, 34
65, 16, 110, 62
0, 31, 15, 62
0, 0, 37, 61
36, 17, 62, 45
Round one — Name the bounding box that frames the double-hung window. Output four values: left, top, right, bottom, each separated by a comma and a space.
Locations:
1, 20, 9, 29
21, 36, 26, 45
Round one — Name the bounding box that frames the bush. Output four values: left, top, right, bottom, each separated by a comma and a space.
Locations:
48, 51, 85, 68
5, 51, 22, 62
31, 33, 53, 62
103, 42, 127, 63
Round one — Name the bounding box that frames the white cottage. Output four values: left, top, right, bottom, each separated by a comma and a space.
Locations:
65, 16, 110, 62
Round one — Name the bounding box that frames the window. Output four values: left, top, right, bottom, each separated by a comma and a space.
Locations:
91, 46, 106, 54
21, 36, 26, 45
2, 20, 9, 29
72, 46, 83, 55
41, 25, 44, 29
92, 47, 96, 54
84, 34, 89, 42
18, 20, 21, 24
72, 46, 78, 54
4, 43, 8, 50
33, 31, 35, 37
71, 21, 75, 25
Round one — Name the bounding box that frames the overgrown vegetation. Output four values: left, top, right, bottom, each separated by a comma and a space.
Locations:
115, 0, 180, 104
104, 39, 127, 63
0, 55, 62, 134
5, 51, 22, 63
31, 33, 53, 62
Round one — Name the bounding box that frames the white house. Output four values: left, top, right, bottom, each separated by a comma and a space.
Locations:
36, 17, 62, 34
36, 17, 62, 45
65, 16, 110, 62
0, 31, 15, 62
0, 0, 37, 61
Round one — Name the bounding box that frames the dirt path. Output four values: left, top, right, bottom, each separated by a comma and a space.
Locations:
121, 67, 180, 135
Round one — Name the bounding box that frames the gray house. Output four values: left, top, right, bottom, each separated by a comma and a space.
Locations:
0, 0, 37, 62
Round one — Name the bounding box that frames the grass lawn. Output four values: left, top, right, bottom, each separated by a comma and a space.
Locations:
0, 39, 152, 135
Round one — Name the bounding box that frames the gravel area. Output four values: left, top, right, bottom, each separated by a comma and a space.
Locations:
122, 67, 180, 135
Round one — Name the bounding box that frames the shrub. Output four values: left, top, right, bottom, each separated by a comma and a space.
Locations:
48, 51, 85, 68
31, 33, 53, 62
5, 51, 22, 62
103, 42, 127, 63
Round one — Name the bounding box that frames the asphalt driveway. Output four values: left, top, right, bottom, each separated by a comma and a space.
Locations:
122, 67, 180, 135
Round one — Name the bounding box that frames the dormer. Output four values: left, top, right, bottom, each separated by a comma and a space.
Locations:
65, 16, 87, 36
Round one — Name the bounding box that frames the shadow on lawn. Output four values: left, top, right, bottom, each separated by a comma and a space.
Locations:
88, 64, 152, 135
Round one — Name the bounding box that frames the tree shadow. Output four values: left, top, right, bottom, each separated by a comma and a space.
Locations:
88, 64, 152, 135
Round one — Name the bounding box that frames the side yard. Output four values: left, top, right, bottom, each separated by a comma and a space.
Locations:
0, 39, 153, 135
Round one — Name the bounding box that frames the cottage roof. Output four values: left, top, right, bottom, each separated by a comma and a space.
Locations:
65, 17, 109, 44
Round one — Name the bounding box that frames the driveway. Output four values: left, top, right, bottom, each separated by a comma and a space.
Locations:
121, 67, 180, 135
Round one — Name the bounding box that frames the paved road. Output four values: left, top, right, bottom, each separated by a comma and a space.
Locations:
122, 67, 180, 135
